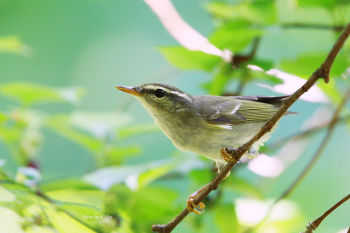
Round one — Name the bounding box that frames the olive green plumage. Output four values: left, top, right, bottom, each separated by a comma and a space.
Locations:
117, 83, 294, 168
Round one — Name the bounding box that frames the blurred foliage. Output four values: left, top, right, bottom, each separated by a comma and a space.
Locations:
0, 36, 31, 56
1, 0, 350, 233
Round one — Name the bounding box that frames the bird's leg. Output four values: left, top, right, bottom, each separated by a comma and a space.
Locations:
220, 146, 240, 162
216, 162, 231, 177
186, 184, 208, 214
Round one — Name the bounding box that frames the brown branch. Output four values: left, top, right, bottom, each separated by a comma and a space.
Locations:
224, 37, 260, 96
232, 68, 251, 96
267, 114, 350, 152
302, 194, 350, 233
281, 23, 345, 32
0, 172, 104, 233
231, 37, 261, 67
246, 87, 350, 232
151, 22, 350, 233
276, 87, 350, 201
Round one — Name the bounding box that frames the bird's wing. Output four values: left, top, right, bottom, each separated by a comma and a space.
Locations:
202, 97, 285, 128
234, 95, 290, 106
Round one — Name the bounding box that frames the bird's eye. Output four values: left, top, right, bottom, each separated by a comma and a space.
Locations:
154, 89, 165, 98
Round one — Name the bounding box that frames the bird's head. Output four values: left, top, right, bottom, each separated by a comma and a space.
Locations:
116, 83, 193, 118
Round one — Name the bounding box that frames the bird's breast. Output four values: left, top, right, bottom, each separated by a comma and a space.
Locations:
152, 112, 200, 149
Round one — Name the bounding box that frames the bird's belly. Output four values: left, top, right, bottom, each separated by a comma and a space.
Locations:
155, 116, 271, 163
180, 122, 269, 162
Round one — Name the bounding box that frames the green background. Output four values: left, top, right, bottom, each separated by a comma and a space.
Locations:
0, 0, 349, 232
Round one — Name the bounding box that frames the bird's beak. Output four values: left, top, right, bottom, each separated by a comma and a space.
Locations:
116, 86, 143, 96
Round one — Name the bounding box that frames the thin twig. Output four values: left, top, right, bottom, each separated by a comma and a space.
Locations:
277, 88, 350, 201
232, 68, 250, 96
151, 22, 350, 233
302, 194, 350, 233
246, 87, 350, 232
267, 114, 350, 152
227, 37, 260, 95
37, 190, 104, 233
231, 37, 261, 67
0, 176, 103, 233
281, 23, 345, 32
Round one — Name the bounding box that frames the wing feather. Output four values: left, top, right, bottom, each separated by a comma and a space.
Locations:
196, 96, 286, 128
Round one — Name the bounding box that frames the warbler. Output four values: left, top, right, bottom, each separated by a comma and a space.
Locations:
116, 83, 294, 170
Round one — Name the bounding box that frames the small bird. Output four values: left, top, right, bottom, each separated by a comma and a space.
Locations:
116, 83, 294, 213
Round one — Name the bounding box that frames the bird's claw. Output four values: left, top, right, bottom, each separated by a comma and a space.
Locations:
220, 146, 239, 162
186, 194, 205, 214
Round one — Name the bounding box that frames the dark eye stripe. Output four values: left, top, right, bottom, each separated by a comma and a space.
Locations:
141, 86, 182, 98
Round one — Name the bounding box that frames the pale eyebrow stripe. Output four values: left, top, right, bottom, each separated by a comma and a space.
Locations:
142, 86, 192, 102
168, 91, 192, 102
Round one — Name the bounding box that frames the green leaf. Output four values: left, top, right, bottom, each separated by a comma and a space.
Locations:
0, 206, 24, 233
105, 185, 180, 232
189, 169, 212, 185
224, 176, 262, 198
46, 207, 97, 233
58, 203, 104, 230
83, 159, 174, 190
133, 187, 179, 218
0, 125, 22, 146
0, 185, 16, 202
46, 189, 104, 207
0, 112, 8, 125
118, 123, 159, 139
0, 83, 84, 106
278, 4, 332, 25
0, 112, 33, 164
202, 63, 233, 95
159, 46, 221, 71
298, 0, 348, 9
213, 204, 238, 233
46, 115, 103, 152
206, 1, 277, 25
1, 83, 62, 106
317, 79, 343, 104
0, 36, 32, 56
280, 53, 349, 79
137, 163, 175, 189
105, 146, 141, 165
40, 178, 99, 192
46, 112, 136, 164
209, 21, 262, 52
0, 183, 41, 216
249, 59, 274, 72
25, 226, 58, 233
248, 65, 284, 85
69, 111, 131, 137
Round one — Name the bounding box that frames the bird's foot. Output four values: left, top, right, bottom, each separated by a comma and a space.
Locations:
186, 185, 208, 214
187, 197, 205, 214
220, 146, 240, 162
